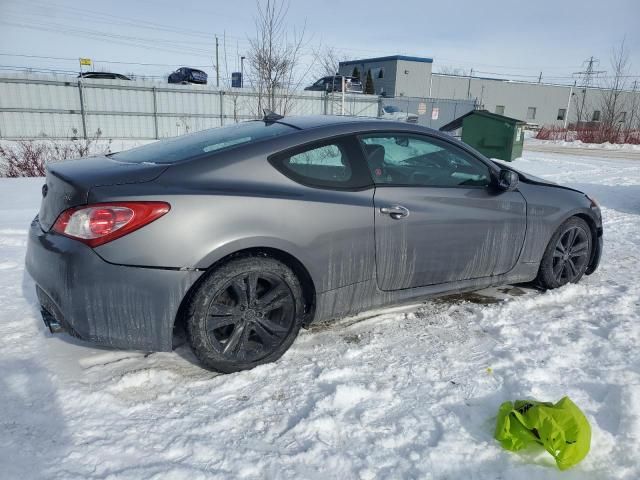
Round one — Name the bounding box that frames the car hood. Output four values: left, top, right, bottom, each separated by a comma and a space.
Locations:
492, 160, 590, 195
491, 160, 557, 185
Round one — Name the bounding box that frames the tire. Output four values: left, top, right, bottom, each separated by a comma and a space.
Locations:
536, 217, 593, 290
186, 256, 304, 373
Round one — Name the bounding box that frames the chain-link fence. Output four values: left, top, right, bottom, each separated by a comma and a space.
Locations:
380, 97, 476, 131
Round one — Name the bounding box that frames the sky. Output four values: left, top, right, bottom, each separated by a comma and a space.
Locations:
0, 0, 638, 88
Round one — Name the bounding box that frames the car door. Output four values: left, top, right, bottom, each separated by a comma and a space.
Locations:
358, 132, 526, 291
268, 136, 376, 293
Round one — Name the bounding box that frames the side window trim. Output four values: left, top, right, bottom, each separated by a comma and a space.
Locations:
356, 132, 493, 189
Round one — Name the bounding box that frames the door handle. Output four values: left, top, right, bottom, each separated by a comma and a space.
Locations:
380, 205, 410, 219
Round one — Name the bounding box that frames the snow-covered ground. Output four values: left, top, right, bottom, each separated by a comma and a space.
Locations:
526, 137, 640, 152
1, 149, 639, 479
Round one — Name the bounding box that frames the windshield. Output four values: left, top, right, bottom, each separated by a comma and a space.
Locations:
383, 106, 401, 113
111, 121, 295, 164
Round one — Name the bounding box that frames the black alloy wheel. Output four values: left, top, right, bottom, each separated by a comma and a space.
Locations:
206, 272, 295, 362
537, 217, 593, 289
186, 256, 304, 373
551, 226, 590, 283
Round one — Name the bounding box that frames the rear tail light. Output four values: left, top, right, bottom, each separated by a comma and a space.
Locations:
52, 202, 170, 247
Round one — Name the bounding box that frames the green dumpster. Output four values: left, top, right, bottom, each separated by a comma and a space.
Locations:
440, 110, 525, 162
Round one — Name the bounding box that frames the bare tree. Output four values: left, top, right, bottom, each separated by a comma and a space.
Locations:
600, 40, 630, 132
436, 66, 467, 76
312, 46, 345, 78
620, 80, 640, 143
246, 0, 310, 115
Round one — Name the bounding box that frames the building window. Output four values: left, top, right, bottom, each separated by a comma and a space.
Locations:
495, 105, 505, 115
526, 107, 537, 121
592, 110, 601, 122
557, 108, 566, 121
619, 112, 627, 123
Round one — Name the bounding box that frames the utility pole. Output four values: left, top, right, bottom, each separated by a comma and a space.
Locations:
467, 68, 473, 99
341, 75, 345, 115
564, 80, 575, 130
538, 71, 542, 83
215, 35, 220, 88
240, 56, 245, 88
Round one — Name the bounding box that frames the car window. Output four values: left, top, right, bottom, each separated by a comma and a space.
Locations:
111, 121, 294, 164
270, 137, 372, 190
359, 134, 490, 187
288, 144, 351, 179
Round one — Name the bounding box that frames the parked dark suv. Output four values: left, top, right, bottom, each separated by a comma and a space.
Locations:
305, 75, 363, 93
168, 67, 208, 85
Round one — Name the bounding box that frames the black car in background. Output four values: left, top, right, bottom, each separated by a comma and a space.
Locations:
305, 75, 363, 93
78, 72, 131, 80
168, 67, 208, 85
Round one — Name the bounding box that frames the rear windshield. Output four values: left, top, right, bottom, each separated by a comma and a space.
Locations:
111, 121, 295, 164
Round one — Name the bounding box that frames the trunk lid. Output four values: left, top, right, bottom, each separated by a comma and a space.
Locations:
39, 155, 168, 231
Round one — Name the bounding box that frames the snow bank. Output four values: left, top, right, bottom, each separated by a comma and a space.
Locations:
527, 138, 640, 151
0, 151, 639, 479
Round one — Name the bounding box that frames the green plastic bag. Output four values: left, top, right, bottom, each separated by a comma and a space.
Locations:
494, 396, 591, 470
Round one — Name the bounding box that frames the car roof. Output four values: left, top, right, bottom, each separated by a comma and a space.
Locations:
274, 115, 425, 131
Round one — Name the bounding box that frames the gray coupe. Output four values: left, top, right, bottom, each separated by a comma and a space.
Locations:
26, 114, 603, 372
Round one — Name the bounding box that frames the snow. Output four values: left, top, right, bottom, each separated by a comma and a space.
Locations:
526, 137, 640, 152
1, 149, 639, 479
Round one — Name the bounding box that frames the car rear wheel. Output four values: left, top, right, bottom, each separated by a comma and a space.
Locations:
186, 256, 304, 373
537, 217, 593, 289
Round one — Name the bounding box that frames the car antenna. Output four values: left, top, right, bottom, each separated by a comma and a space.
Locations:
263, 109, 284, 123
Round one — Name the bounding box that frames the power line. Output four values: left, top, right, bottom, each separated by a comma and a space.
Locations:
4, 3, 592, 78
0, 64, 238, 81
4, 1, 252, 46
0, 20, 217, 58
0, 53, 212, 68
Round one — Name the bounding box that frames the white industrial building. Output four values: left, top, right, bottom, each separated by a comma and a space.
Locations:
339, 55, 434, 98
339, 55, 640, 127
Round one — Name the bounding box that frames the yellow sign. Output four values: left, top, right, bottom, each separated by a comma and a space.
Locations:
79, 58, 92, 66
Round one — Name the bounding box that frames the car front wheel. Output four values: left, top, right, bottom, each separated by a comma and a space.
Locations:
186, 256, 304, 373
537, 217, 593, 289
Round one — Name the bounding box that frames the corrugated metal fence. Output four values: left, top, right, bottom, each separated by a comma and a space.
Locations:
381, 97, 476, 130
0, 73, 381, 139
0, 73, 477, 140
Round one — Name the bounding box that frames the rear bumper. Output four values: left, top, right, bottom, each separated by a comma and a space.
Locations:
25, 216, 202, 351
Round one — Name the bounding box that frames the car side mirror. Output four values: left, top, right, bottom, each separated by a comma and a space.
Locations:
496, 169, 519, 192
